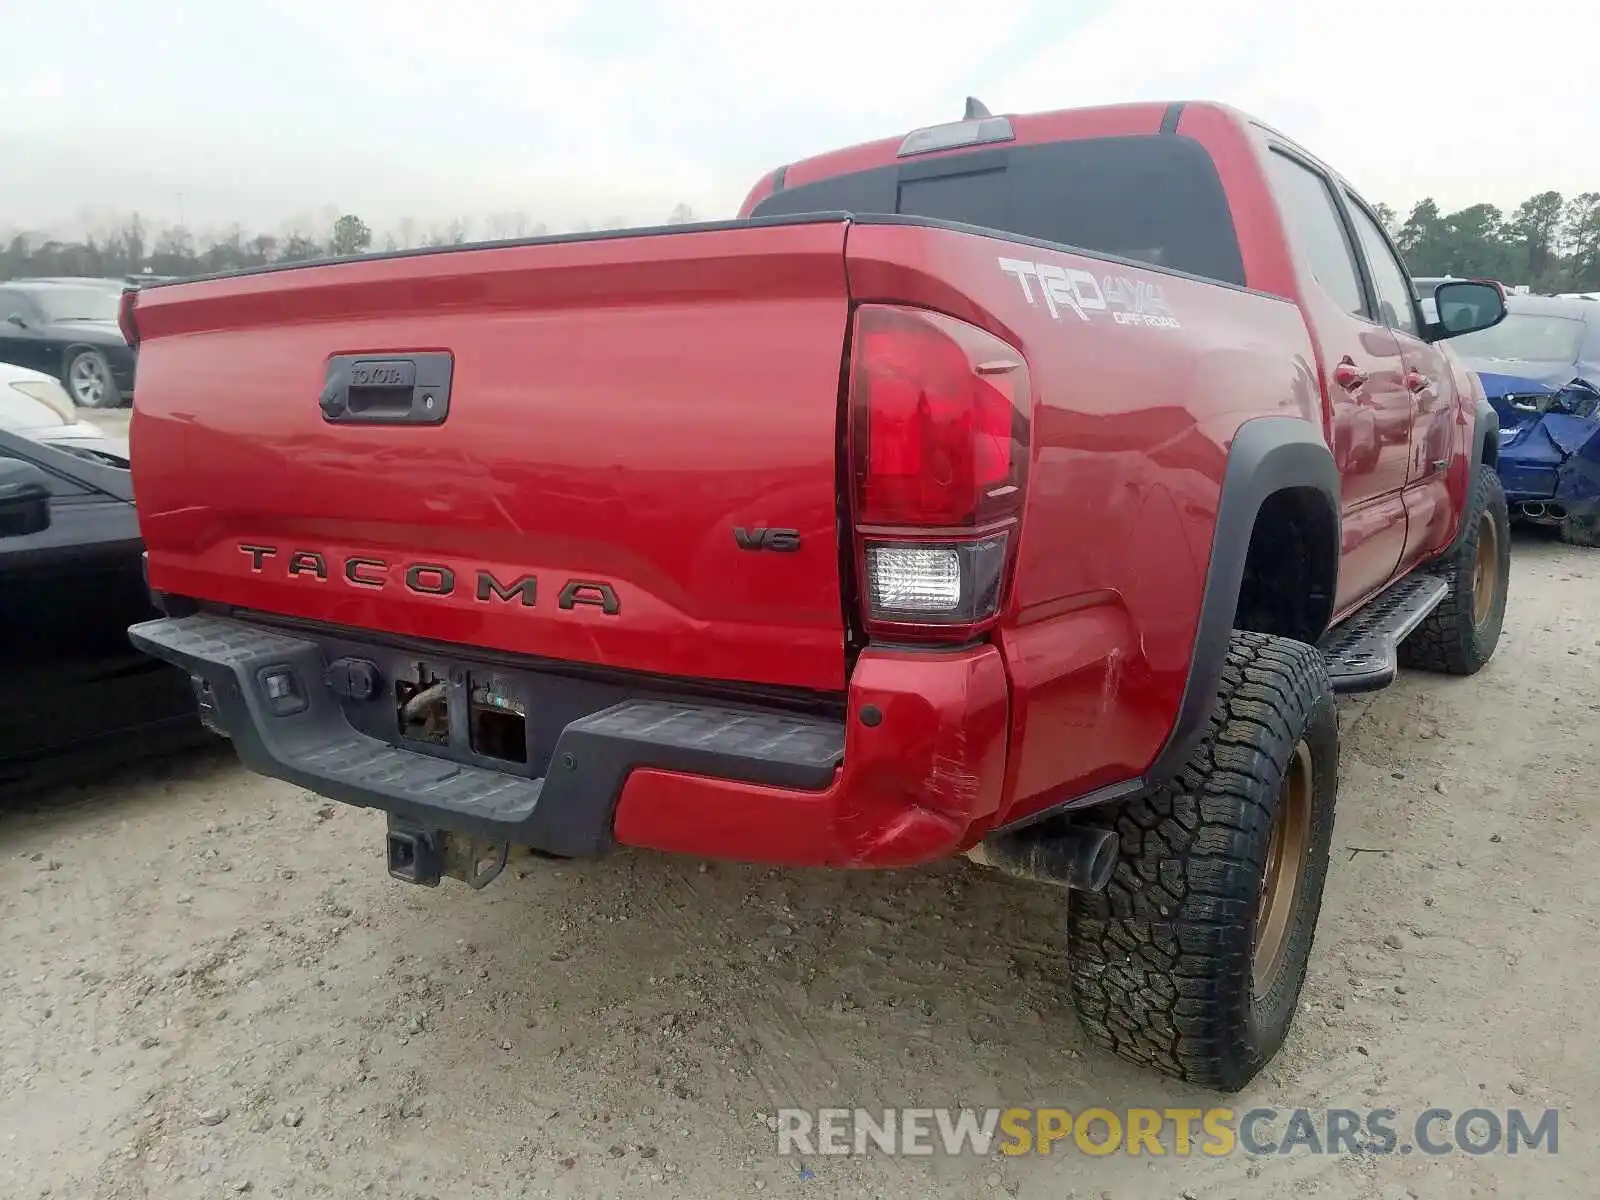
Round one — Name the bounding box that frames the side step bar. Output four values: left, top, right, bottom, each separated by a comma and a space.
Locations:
1317, 573, 1449, 693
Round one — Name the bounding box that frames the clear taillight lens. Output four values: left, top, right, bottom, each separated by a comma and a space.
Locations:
864, 537, 1008, 624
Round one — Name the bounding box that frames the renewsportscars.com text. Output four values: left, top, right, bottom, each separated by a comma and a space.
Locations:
774, 1107, 1559, 1158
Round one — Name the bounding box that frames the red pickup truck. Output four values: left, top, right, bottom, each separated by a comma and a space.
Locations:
122, 99, 1511, 1090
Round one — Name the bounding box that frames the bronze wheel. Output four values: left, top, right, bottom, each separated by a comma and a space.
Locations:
1254, 740, 1313, 997
1471, 509, 1499, 632
1068, 632, 1339, 1091
1398, 467, 1509, 677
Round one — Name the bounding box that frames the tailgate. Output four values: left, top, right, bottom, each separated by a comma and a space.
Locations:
128, 219, 853, 692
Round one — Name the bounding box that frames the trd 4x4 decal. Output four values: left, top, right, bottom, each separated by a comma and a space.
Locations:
998, 256, 1181, 329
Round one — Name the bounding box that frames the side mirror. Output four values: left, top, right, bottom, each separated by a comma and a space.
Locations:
0, 458, 52, 537
1430, 280, 1507, 340
4, 313, 28, 329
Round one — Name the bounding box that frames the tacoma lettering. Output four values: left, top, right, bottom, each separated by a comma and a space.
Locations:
345, 557, 385, 587
404, 564, 455, 595
288, 551, 328, 580
234, 545, 616, 613
239, 544, 277, 571
558, 580, 622, 615
476, 572, 537, 606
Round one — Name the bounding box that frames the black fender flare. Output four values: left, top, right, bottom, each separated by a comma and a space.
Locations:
996, 416, 1341, 829
1140, 416, 1341, 789
1475, 395, 1499, 468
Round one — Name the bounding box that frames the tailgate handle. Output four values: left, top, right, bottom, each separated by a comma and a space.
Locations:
320, 352, 453, 425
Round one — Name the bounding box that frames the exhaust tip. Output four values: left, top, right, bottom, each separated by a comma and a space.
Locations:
1081, 828, 1118, 892
971, 824, 1120, 892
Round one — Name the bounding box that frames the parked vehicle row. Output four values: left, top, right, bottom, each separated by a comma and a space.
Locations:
120, 98, 1513, 1093
0, 360, 198, 781
0, 277, 138, 409
1420, 292, 1600, 546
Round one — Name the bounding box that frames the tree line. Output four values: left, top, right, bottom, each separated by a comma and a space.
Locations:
0, 203, 700, 281
1369, 193, 1596, 292
4, 193, 1598, 292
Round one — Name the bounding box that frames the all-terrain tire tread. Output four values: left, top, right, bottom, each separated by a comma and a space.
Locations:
1398, 467, 1509, 675
1066, 631, 1337, 1091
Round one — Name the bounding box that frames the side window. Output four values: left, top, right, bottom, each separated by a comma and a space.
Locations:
0, 289, 28, 321
1266, 151, 1366, 317
1346, 198, 1420, 337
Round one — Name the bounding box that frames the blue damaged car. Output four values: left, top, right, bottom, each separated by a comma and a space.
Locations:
1426, 294, 1600, 546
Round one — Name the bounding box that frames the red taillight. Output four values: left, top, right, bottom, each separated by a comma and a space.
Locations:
118, 287, 141, 349
851, 305, 1026, 527
846, 304, 1031, 641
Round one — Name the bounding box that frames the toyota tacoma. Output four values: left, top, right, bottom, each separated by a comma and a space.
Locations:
122, 98, 1512, 1090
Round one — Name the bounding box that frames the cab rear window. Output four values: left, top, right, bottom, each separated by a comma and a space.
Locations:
752, 134, 1246, 288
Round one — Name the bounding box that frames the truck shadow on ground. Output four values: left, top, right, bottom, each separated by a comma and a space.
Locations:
0, 734, 234, 831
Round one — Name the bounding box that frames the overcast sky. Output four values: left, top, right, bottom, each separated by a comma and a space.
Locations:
2, 0, 1591, 241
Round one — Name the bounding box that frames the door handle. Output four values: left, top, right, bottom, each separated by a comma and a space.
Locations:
319, 352, 453, 425
1333, 358, 1369, 392
1405, 370, 1432, 394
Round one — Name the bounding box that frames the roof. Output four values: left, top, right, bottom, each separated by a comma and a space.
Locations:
751, 99, 1248, 205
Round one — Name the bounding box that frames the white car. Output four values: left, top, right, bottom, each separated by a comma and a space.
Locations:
0, 360, 128, 465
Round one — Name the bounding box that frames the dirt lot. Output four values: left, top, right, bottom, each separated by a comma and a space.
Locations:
2, 492, 1596, 1197
91, 408, 133, 440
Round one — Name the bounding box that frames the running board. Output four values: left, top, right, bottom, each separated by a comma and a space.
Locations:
1317, 573, 1450, 693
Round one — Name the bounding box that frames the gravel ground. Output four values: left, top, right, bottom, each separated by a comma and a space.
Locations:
2, 492, 1596, 1198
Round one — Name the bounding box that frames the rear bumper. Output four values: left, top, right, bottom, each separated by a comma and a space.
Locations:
127, 614, 1009, 867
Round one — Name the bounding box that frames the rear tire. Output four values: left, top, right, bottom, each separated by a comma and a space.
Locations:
1066, 632, 1338, 1091
63, 347, 122, 409
1398, 466, 1510, 674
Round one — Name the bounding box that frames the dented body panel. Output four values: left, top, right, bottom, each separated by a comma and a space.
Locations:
130, 219, 855, 694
